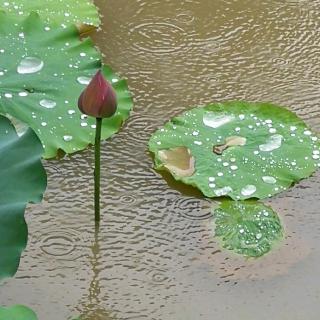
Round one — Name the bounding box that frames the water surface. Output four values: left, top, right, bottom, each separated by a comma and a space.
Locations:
1, 0, 320, 319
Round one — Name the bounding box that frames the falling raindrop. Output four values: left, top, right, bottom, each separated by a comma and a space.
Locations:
17, 56, 44, 74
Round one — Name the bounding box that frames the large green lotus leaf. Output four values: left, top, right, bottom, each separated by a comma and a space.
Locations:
213, 201, 284, 257
0, 0, 100, 27
0, 115, 47, 281
0, 305, 38, 320
149, 102, 320, 200
0, 12, 133, 158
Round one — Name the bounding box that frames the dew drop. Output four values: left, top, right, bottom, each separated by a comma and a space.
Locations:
256, 233, 262, 240
259, 134, 283, 152
304, 130, 312, 136
18, 91, 28, 97
63, 135, 73, 142
214, 186, 232, 197
241, 185, 257, 196
40, 99, 56, 109
77, 76, 91, 85
262, 176, 277, 184
203, 113, 234, 128
17, 57, 44, 74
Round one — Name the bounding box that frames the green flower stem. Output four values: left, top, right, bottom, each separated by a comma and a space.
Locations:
94, 117, 102, 222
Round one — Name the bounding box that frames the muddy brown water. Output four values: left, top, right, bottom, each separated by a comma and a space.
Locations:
1, 0, 320, 319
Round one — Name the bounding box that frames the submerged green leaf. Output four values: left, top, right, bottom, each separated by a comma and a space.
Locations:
0, 0, 100, 28
0, 12, 133, 158
0, 115, 47, 281
0, 305, 38, 320
149, 102, 319, 200
213, 201, 283, 257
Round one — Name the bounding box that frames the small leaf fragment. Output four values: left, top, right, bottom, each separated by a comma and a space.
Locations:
213, 136, 247, 155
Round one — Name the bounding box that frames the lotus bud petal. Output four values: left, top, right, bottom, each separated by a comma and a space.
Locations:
78, 70, 117, 118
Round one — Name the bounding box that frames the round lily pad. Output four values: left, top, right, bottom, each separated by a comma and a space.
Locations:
213, 201, 283, 257
149, 102, 319, 200
0, 115, 47, 281
0, 12, 133, 158
0, 305, 38, 319
0, 0, 100, 28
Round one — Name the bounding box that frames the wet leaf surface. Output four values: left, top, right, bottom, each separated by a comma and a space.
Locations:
0, 12, 133, 158
149, 102, 320, 200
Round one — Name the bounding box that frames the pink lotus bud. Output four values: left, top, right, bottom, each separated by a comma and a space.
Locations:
78, 70, 117, 118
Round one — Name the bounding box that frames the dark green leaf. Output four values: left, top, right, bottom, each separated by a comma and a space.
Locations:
0, 115, 47, 281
